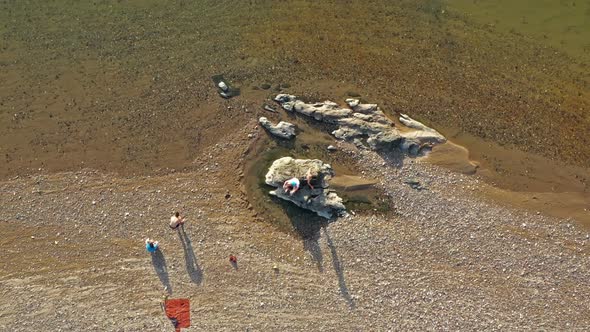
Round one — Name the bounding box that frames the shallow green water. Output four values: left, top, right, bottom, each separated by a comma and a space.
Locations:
1, 0, 588, 177
448, 0, 590, 61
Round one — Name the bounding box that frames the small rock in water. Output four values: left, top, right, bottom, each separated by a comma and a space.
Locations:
218, 81, 229, 92
263, 104, 277, 113
259, 117, 296, 140
345, 98, 360, 107
260, 83, 271, 90
327, 145, 338, 151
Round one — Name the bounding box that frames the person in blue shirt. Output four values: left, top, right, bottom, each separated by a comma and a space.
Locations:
145, 238, 159, 253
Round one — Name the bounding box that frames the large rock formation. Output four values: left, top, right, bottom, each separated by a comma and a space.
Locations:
274, 94, 446, 155
259, 117, 296, 139
265, 157, 347, 219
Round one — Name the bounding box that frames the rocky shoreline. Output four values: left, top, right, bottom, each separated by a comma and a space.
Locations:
1, 122, 589, 331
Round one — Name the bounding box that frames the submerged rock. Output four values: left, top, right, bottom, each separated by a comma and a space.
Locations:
217, 81, 229, 92
274, 95, 446, 155
259, 117, 296, 139
265, 157, 346, 219
212, 74, 240, 98
263, 104, 277, 113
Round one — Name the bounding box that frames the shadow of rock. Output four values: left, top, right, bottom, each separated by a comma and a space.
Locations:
268, 159, 356, 309
375, 147, 405, 169
324, 227, 356, 310
282, 201, 329, 272
178, 227, 203, 285
151, 250, 172, 294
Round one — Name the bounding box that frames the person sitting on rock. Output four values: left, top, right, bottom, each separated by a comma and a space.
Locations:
169, 211, 185, 230
145, 238, 159, 253
283, 177, 300, 195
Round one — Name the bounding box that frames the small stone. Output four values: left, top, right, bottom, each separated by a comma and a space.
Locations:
218, 81, 229, 91
263, 104, 277, 113
260, 83, 271, 90
327, 145, 337, 151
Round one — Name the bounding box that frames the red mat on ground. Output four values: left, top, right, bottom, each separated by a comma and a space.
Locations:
164, 299, 190, 331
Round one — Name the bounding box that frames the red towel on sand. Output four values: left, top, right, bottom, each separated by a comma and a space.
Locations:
165, 299, 190, 331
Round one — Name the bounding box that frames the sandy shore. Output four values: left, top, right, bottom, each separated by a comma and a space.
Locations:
1, 125, 589, 331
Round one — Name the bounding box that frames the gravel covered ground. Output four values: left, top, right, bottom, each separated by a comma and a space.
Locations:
1, 1, 589, 330
1, 126, 589, 331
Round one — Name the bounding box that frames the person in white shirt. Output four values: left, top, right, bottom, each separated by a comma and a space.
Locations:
169, 212, 185, 230
282, 177, 300, 195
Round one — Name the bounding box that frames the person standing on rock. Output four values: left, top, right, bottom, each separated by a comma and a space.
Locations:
169, 211, 185, 230
283, 177, 300, 195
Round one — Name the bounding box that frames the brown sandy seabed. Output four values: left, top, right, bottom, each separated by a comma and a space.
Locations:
0, 0, 589, 330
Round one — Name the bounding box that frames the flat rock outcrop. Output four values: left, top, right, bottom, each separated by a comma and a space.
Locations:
265, 157, 346, 219
274, 94, 446, 155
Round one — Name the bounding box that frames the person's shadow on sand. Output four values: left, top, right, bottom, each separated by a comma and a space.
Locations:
282, 202, 327, 272
324, 227, 356, 310
178, 227, 203, 285
151, 250, 172, 294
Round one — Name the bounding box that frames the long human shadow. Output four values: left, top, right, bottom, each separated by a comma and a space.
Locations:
178, 227, 203, 285
281, 201, 328, 272
323, 227, 356, 310
276, 187, 355, 309
151, 250, 172, 294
